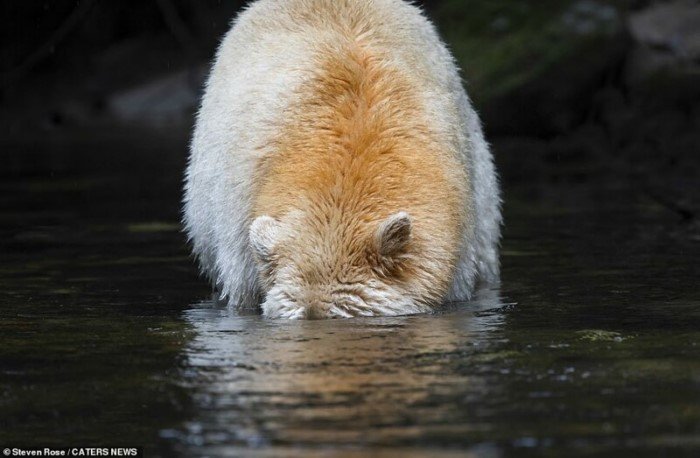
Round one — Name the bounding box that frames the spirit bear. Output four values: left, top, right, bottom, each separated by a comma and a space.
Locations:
183, 0, 501, 319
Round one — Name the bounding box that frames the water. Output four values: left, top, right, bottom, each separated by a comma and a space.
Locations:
2, 128, 699, 457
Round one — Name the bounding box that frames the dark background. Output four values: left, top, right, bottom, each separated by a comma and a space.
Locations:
1, 0, 699, 227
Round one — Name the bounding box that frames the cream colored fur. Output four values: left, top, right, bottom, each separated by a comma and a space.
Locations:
183, 0, 501, 319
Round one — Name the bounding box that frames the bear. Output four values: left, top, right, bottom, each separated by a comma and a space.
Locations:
183, 0, 501, 319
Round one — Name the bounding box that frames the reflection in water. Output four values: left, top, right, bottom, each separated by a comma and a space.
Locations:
4, 132, 700, 457
163, 185, 700, 456
167, 289, 506, 456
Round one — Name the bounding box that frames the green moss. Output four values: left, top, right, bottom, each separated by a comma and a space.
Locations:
432, 0, 621, 103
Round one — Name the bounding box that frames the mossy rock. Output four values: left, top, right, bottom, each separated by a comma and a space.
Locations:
431, 0, 627, 135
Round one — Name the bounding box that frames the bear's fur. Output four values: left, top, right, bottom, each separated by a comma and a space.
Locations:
183, 0, 501, 318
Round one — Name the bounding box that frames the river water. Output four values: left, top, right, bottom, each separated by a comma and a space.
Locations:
2, 129, 699, 457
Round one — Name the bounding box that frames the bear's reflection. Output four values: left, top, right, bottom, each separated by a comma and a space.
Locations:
180, 288, 504, 446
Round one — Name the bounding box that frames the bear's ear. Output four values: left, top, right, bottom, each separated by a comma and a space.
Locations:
249, 215, 280, 261
375, 212, 412, 257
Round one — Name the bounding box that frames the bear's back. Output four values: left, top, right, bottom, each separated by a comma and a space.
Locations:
184, 0, 500, 307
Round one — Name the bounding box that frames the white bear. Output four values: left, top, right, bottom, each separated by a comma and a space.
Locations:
183, 0, 501, 318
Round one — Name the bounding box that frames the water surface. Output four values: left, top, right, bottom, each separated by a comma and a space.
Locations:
2, 130, 698, 456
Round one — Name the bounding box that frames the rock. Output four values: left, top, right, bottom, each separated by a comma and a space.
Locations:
433, 0, 625, 136
625, 1, 700, 86
561, 0, 619, 36
108, 66, 207, 127
628, 1, 700, 61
